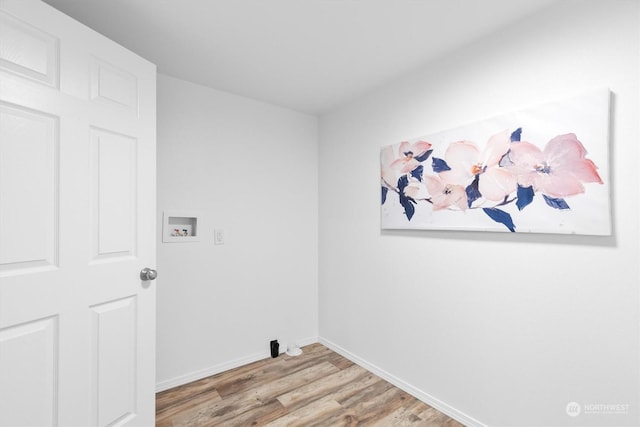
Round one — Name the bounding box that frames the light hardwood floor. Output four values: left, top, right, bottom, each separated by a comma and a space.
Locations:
156, 343, 465, 426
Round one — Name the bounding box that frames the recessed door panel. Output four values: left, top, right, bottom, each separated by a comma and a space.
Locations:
91, 128, 137, 260
0, 11, 59, 87
91, 297, 137, 427
0, 103, 58, 274
0, 317, 58, 427
91, 59, 138, 113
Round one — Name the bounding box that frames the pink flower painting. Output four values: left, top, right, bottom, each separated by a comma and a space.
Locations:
380, 90, 611, 235
506, 133, 603, 198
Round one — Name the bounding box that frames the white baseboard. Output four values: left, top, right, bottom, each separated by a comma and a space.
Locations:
155, 335, 318, 393
318, 337, 486, 427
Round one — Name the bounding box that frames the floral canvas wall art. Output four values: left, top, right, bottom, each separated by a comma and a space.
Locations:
380, 89, 611, 235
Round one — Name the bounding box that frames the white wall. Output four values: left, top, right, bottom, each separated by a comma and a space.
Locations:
318, 1, 639, 426
156, 74, 318, 390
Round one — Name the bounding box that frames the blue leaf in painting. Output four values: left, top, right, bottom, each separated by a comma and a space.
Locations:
397, 175, 409, 192
411, 165, 424, 182
432, 157, 451, 173
543, 195, 570, 210
516, 185, 534, 211
396, 175, 417, 220
382, 187, 388, 204
399, 194, 416, 221
414, 149, 433, 162
465, 175, 482, 207
510, 128, 522, 142
483, 208, 516, 232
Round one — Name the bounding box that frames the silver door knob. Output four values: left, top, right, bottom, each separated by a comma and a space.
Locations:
140, 268, 158, 281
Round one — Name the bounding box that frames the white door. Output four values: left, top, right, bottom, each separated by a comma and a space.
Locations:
0, 1, 156, 426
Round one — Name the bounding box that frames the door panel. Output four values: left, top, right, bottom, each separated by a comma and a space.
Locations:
91, 127, 138, 260
0, 316, 58, 427
90, 58, 138, 112
0, 102, 58, 271
91, 296, 137, 426
0, 10, 59, 87
0, 1, 156, 426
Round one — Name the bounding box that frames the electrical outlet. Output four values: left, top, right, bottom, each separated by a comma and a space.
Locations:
214, 229, 224, 245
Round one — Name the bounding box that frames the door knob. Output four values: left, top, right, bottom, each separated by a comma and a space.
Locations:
140, 268, 158, 281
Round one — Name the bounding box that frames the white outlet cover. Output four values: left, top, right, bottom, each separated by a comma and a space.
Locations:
214, 229, 224, 245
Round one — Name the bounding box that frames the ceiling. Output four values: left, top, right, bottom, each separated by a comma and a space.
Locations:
43, 0, 560, 115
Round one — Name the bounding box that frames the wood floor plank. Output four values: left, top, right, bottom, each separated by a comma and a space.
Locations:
156, 343, 466, 426
156, 377, 221, 418
404, 399, 434, 418
416, 407, 466, 427
317, 383, 407, 426
368, 406, 429, 426
276, 363, 369, 409
172, 361, 341, 426
156, 388, 222, 427
265, 395, 344, 427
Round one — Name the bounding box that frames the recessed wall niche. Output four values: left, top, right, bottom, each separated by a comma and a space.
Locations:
162, 211, 200, 243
